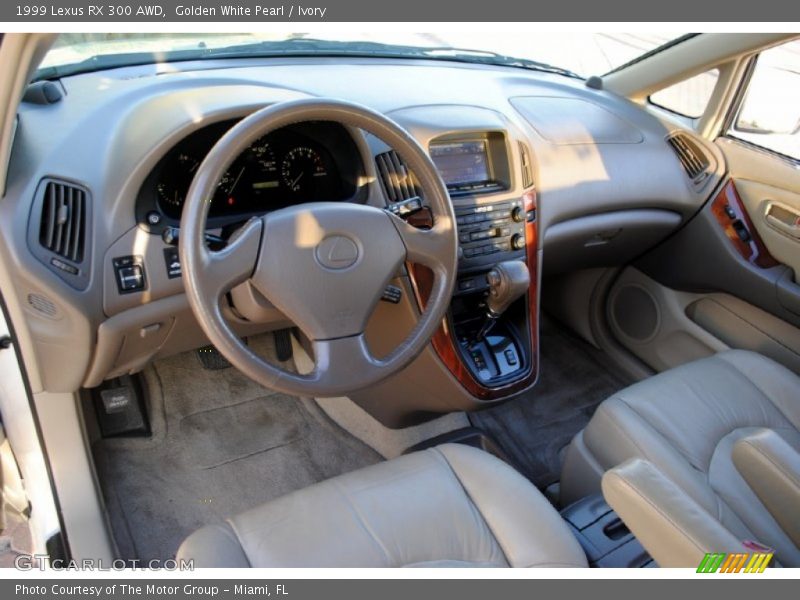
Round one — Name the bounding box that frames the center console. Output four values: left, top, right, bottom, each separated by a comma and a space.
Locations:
394, 130, 540, 401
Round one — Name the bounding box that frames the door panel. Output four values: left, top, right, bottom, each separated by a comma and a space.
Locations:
634, 180, 799, 328
612, 39, 800, 374
619, 148, 800, 374
737, 179, 800, 278
719, 137, 800, 281
607, 267, 800, 375
686, 293, 800, 373
707, 179, 781, 269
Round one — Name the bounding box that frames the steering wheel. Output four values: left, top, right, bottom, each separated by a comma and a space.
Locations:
179, 98, 458, 397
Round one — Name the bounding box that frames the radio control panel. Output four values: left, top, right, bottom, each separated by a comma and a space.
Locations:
455, 199, 526, 271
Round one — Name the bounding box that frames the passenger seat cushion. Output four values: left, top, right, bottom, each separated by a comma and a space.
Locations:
178, 444, 588, 568
586, 351, 799, 473
570, 350, 800, 566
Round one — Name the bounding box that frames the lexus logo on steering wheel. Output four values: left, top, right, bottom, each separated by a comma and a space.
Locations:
315, 235, 360, 270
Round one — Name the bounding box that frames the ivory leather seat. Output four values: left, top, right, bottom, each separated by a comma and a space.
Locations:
178, 443, 588, 568
561, 350, 800, 566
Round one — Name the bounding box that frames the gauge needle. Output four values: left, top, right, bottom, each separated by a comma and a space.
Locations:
290, 171, 304, 189
228, 167, 246, 195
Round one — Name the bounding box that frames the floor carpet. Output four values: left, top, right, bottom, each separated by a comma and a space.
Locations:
92, 335, 382, 561
469, 315, 632, 490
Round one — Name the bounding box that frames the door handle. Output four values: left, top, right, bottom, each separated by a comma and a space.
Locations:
764, 201, 800, 239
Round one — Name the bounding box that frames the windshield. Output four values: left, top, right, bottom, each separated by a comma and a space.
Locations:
38, 32, 687, 80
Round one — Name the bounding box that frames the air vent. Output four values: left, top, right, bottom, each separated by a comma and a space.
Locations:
519, 142, 534, 189
375, 150, 420, 203
667, 133, 710, 185
39, 180, 86, 263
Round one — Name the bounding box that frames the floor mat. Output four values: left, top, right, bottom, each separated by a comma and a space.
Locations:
469, 315, 632, 490
92, 335, 382, 561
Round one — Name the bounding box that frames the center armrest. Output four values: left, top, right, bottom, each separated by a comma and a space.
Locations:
601, 458, 749, 568
732, 428, 800, 548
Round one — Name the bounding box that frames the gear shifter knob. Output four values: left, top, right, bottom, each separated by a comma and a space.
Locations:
486, 260, 530, 317
474, 260, 530, 342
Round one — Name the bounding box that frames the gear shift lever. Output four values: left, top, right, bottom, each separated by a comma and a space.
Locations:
475, 260, 530, 341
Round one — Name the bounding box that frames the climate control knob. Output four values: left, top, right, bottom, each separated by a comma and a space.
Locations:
511, 233, 525, 251
511, 206, 524, 222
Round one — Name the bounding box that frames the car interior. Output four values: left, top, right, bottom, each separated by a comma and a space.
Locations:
0, 31, 798, 569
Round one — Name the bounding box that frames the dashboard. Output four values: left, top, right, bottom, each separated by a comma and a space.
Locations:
136, 120, 365, 226
3, 56, 723, 396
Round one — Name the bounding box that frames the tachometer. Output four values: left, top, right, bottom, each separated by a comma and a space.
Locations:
156, 152, 200, 210
281, 146, 329, 197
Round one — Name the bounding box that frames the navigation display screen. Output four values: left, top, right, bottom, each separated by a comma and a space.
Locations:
429, 141, 491, 187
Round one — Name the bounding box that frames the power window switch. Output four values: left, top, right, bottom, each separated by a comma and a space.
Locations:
732, 220, 752, 243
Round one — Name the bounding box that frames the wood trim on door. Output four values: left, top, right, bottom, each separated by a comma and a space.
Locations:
710, 180, 780, 269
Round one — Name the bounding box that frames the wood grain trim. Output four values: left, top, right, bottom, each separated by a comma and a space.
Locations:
711, 180, 780, 269
408, 191, 540, 400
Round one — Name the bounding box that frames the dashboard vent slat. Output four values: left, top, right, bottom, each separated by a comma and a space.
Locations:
375, 150, 419, 203
61, 187, 74, 258
42, 184, 57, 249
70, 190, 84, 262
667, 133, 710, 185
39, 180, 86, 263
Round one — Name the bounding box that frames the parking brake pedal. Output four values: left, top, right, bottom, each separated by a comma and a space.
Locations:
92, 375, 150, 438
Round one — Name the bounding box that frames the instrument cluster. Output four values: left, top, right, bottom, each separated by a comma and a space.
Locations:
140, 119, 363, 223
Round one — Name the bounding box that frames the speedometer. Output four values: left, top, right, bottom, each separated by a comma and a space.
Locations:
248, 138, 280, 192
281, 146, 329, 197
252, 138, 277, 171
214, 138, 279, 210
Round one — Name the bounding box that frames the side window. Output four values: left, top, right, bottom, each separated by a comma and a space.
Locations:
650, 69, 719, 119
730, 39, 800, 161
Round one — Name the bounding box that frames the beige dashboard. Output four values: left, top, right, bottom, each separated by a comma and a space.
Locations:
1, 57, 720, 397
